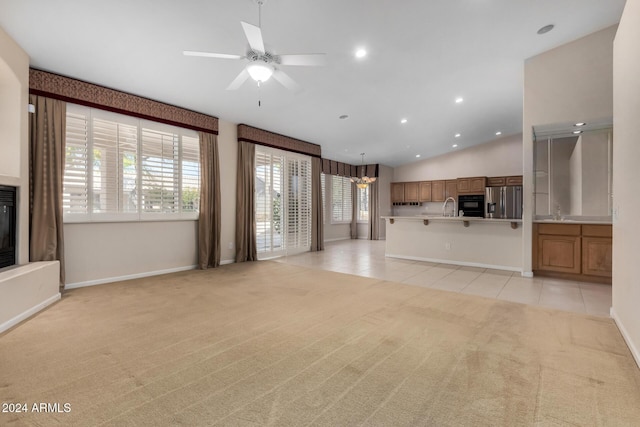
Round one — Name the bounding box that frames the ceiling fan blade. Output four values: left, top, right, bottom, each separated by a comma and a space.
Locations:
272, 70, 301, 92
183, 50, 243, 60
240, 21, 265, 54
227, 68, 250, 90
279, 54, 326, 67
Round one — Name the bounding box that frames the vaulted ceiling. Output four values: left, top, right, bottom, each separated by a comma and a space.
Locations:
0, 0, 626, 166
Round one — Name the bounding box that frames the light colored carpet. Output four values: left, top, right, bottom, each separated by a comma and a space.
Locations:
1, 261, 639, 426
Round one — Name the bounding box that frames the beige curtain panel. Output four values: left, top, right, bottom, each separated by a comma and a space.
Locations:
29, 95, 66, 288
198, 132, 221, 269
350, 181, 358, 239
368, 180, 380, 240
235, 141, 257, 262
311, 157, 324, 252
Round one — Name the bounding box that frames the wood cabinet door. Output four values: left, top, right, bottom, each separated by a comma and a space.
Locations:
445, 180, 458, 199
582, 237, 612, 277
487, 177, 506, 187
537, 235, 581, 274
470, 177, 487, 193
391, 183, 405, 203
457, 178, 470, 193
506, 175, 523, 186
432, 181, 445, 202
418, 181, 432, 202
404, 182, 419, 202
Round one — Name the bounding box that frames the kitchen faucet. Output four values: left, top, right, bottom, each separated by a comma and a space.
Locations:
442, 197, 456, 217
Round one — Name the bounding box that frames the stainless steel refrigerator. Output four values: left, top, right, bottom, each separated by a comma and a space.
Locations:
485, 186, 523, 219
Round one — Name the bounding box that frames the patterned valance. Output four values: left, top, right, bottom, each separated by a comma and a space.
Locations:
321, 158, 378, 178
29, 69, 218, 134
237, 124, 321, 158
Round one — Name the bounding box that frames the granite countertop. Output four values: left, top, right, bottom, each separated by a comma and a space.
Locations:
533, 219, 612, 225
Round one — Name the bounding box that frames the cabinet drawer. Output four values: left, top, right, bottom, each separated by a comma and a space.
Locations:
537, 223, 581, 236
582, 224, 612, 238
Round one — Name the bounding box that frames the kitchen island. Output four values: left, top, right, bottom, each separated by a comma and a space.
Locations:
382, 216, 523, 273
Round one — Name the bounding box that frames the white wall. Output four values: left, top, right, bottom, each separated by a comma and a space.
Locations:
377, 164, 393, 239
393, 133, 523, 182
523, 25, 616, 274
1, 26, 60, 333
64, 221, 198, 286
612, 0, 640, 367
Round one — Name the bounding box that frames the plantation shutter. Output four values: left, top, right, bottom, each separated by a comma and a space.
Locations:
331, 175, 352, 222
63, 106, 89, 217
92, 117, 138, 215
286, 156, 312, 251
141, 128, 179, 214
181, 135, 200, 212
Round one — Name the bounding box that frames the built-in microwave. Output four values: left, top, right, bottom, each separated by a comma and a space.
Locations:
458, 194, 485, 217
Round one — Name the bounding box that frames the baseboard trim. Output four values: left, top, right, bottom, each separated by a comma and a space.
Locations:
385, 253, 522, 273
323, 237, 351, 243
0, 293, 61, 334
220, 259, 234, 265
65, 265, 198, 290
522, 271, 534, 278
610, 308, 640, 370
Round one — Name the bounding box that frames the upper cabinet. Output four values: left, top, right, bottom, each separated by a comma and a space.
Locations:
391, 183, 405, 203
487, 175, 523, 187
457, 177, 486, 194
404, 182, 419, 203
418, 181, 432, 202
431, 180, 445, 202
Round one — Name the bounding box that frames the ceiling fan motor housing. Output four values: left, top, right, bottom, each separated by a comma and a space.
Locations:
247, 50, 278, 65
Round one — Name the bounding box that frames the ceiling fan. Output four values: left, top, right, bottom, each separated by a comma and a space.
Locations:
183, 0, 326, 92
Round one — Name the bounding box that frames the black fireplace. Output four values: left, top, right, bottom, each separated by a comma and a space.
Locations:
0, 185, 16, 269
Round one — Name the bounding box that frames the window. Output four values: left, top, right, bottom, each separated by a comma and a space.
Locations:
255, 146, 311, 258
63, 104, 199, 222
321, 173, 326, 224
357, 186, 369, 222
331, 175, 352, 223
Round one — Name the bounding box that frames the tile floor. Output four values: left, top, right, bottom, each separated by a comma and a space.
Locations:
275, 239, 612, 317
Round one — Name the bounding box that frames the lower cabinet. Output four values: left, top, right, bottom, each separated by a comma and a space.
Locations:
534, 223, 612, 283
537, 234, 581, 274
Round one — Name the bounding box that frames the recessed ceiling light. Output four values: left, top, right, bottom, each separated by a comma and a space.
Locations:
455, 133, 461, 138
573, 130, 583, 134
575, 122, 586, 126
401, 118, 408, 124
455, 97, 464, 104
537, 24, 554, 35
495, 131, 502, 136
339, 114, 349, 120
416, 154, 421, 158
452, 144, 458, 148
355, 48, 367, 58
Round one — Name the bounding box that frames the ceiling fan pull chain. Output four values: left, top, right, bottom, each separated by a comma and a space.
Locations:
258, 80, 262, 107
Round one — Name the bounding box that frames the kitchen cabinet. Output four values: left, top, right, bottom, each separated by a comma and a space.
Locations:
445, 180, 458, 199
533, 223, 612, 283
505, 175, 523, 186
391, 183, 405, 203
487, 175, 523, 187
404, 182, 419, 203
418, 181, 432, 202
487, 177, 506, 187
457, 177, 486, 194
432, 180, 445, 202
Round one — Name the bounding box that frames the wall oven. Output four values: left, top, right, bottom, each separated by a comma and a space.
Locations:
458, 194, 484, 217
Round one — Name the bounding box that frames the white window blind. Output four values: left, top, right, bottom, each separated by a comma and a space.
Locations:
321, 173, 326, 224
62, 104, 199, 222
331, 175, 352, 223
255, 146, 311, 258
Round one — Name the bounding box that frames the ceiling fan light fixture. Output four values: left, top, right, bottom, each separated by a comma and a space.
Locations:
246, 62, 274, 82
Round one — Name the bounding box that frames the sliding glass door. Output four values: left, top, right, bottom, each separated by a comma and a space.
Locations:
255, 146, 311, 258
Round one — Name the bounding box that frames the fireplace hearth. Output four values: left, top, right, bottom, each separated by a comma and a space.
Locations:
0, 185, 16, 269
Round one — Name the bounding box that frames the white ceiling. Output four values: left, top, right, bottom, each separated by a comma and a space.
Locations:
0, 0, 626, 167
